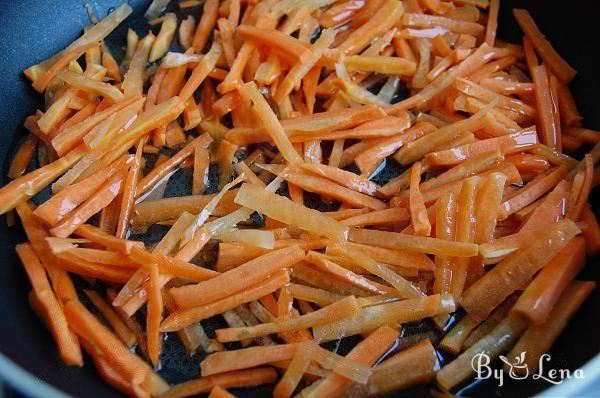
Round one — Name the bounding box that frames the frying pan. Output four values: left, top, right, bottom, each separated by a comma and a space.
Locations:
0, 0, 599, 397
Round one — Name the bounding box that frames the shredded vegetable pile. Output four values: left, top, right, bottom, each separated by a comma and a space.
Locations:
3, 0, 600, 396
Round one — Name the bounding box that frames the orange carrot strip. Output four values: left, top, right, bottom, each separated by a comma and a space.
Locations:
170, 246, 304, 310
52, 94, 143, 156
449, 177, 478, 301
461, 219, 580, 321
568, 155, 594, 221
75, 224, 143, 254
299, 163, 377, 195
161, 270, 290, 332
179, 41, 222, 102
349, 228, 477, 257
209, 386, 236, 398
50, 170, 126, 238
8, 134, 38, 179
485, 0, 499, 46
136, 133, 213, 199
239, 82, 303, 166
344, 339, 436, 397
581, 204, 600, 256
520, 179, 570, 232
556, 80, 582, 127
63, 300, 168, 396
513, 9, 577, 83
34, 156, 130, 226
436, 315, 527, 391
303, 326, 400, 398
116, 141, 143, 239
409, 161, 431, 236
201, 344, 298, 376
83, 290, 136, 348
147, 263, 162, 368
432, 192, 457, 296
426, 126, 538, 166
498, 165, 569, 220
531, 64, 559, 149
162, 368, 277, 398
216, 296, 360, 342
340, 208, 409, 227
337, 0, 405, 55
31, 43, 97, 92
16, 243, 83, 366
237, 25, 314, 63
454, 78, 537, 117
0, 145, 87, 214
192, 0, 219, 51
507, 281, 595, 374
355, 122, 436, 176
260, 164, 387, 210
511, 237, 585, 325
273, 340, 316, 398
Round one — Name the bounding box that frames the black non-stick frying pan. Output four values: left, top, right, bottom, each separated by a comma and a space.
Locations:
0, 1, 599, 397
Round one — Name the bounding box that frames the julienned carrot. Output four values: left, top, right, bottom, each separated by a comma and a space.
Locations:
301, 326, 400, 398
34, 155, 131, 226
75, 224, 143, 254
403, 13, 484, 35
298, 163, 377, 195
209, 386, 236, 398
520, 179, 570, 232
511, 237, 586, 325
260, 164, 387, 211
449, 177, 478, 301
498, 165, 569, 220
161, 270, 290, 331
225, 105, 386, 145
507, 281, 595, 374
513, 9, 577, 83
306, 251, 394, 295
409, 162, 431, 236
355, 122, 436, 176
131, 190, 239, 228
201, 344, 298, 376
340, 207, 409, 227
485, 0, 499, 46
216, 296, 360, 343
568, 155, 594, 221
146, 263, 162, 368
15, 202, 78, 303
16, 243, 83, 367
116, 140, 143, 239
53, 251, 135, 283
426, 127, 538, 166
234, 183, 349, 241
122, 33, 155, 98
421, 150, 503, 192
334, 243, 425, 299
273, 340, 316, 398
63, 300, 169, 396
237, 25, 314, 63
50, 169, 127, 238
314, 295, 454, 342
162, 368, 278, 398
135, 133, 212, 199
581, 203, 600, 255
394, 100, 493, 165
0, 145, 86, 215
171, 246, 304, 309
8, 134, 38, 179
192, 0, 219, 51
436, 315, 527, 391
83, 289, 136, 348
349, 228, 477, 257
341, 339, 437, 398
336, 0, 404, 55
432, 192, 457, 297
462, 219, 580, 321
531, 64, 559, 149
469, 172, 506, 282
